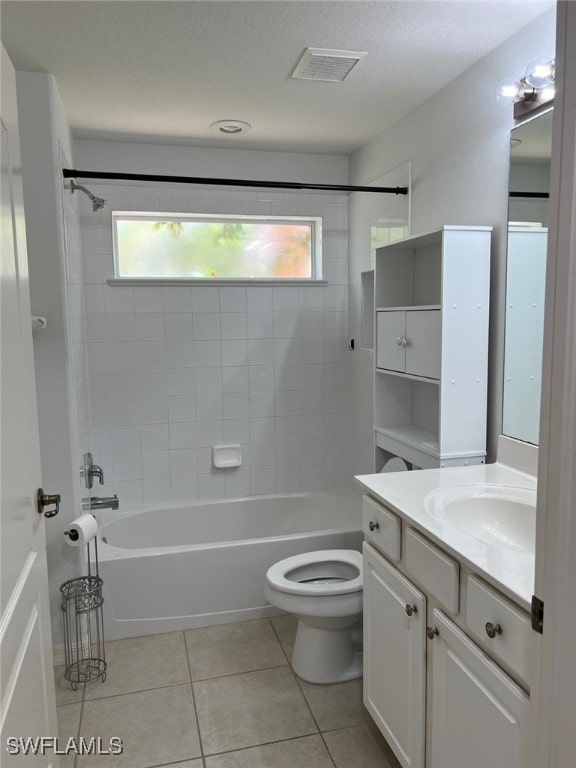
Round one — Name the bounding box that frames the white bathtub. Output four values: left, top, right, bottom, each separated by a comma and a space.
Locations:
96, 489, 362, 640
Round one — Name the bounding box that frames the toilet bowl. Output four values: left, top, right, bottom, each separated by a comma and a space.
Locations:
265, 549, 363, 684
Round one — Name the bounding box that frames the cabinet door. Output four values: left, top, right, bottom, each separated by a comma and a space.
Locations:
363, 543, 426, 768
429, 610, 529, 768
405, 310, 441, 379
376, 311, 405, 372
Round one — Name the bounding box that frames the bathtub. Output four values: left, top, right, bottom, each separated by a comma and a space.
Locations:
96, 489, 362, 640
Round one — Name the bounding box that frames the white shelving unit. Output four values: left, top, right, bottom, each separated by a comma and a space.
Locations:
373, 225, 491, 469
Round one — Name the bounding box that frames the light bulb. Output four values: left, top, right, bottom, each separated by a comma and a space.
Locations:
525, 57, 555, 89
496, 79, 524, 105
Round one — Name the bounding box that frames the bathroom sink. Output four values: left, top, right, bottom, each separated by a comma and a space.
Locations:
424, 484, 536, 553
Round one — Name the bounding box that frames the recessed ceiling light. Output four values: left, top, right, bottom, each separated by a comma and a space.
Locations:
210, 120, 251, 135
291, 48, 368, 83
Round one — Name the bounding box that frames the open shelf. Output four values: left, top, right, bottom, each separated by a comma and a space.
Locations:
375, 425, 440, 458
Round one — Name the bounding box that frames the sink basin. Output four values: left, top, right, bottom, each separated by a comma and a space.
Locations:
424, 484, 536, 553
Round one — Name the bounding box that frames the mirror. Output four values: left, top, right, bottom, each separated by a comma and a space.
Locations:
502, 108, 553, 445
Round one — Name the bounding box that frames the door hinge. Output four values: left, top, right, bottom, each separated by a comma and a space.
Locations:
531, 595, 544, 634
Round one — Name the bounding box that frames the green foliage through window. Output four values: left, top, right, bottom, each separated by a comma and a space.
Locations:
113, 213, 320, 280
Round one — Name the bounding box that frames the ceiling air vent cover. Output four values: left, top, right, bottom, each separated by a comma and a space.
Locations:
291, 48, 368, 82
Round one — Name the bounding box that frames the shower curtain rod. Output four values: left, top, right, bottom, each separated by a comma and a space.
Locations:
62, 168, 409, 195
509, 191, 549, 198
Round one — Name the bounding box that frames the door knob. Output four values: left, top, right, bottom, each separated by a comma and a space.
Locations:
405, 604, 417, 617
37, 488, 60, 518
368, 520, 379, 531
485, 622, 503, 639
426, 626, 439, 640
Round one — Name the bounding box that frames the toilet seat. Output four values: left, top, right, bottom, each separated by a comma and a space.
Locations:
266, 550, 362, 596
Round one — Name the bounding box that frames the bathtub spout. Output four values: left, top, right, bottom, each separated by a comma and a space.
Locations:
84, 495, 119, 511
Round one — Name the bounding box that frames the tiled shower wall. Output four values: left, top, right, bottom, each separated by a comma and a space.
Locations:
80, 183, 350, 508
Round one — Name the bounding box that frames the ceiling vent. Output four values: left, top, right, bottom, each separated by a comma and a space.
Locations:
291, 48, 368, 83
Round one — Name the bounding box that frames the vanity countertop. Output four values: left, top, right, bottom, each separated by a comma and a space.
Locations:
355, 462, 536, 612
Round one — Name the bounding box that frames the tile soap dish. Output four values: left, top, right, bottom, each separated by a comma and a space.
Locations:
213, 444, 242, 469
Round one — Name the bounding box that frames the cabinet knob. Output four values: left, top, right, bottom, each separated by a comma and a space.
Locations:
485, 622, 503, 639
426, 626, 439, 640
405, 604, 417, 617
396, 337, 404, 346
368, 520, 379, 532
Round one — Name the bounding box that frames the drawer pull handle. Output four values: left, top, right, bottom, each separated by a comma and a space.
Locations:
426, 626, 439, 640
405, 604, 417, 617
368, 520, 379, 532
485, 622, 503, 639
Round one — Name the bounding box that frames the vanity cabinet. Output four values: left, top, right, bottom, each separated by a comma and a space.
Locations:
373, 226, 491, 469
362, 493, 531, 768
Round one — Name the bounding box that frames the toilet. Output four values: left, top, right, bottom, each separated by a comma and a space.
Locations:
265, 549, 363, 684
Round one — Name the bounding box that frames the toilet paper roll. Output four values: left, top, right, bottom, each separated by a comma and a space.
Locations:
381, 457, 409, 473
64, 514, 98, 547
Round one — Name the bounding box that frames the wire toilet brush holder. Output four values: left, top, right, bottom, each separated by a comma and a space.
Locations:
60, 536, 106, 689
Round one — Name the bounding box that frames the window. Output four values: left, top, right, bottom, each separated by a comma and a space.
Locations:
112, 212, 322, 282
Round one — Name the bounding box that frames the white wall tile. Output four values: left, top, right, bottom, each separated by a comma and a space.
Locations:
276, 467, 301, 493
137, 341, 167, 369
225, 471, 251, 498
251, 468, 276, 495
169, 422, 197, 450
275, 441, 301, 468
273, 313, 298, 338
222, 366, 248, 393
247, 313, 274, 339
221, 313, 247, 340
135, 287, 163, 313
195, 367, 223, 394
170, 449, 198, 476
171, 475, 198, 503
104, 286, 134, 314
166, 340, 194, 367
195, 393, 223, 420
141, 424, 170, 451
273, 287, 299, 312
109, 370, 138, 398
138, 370, 167, 397
223, 419, 251, 444
192, 286, 220, 312
111, 426, 140, 453
143, 478, 172, 505
167, 368, 196, 395
139, 397, 168, 425
248, 338, 274, 366
136, 313, 165, 341
163, 286, 192, 312
106, 314, 136, 341
251, 444, 276, 469
247, 287, 272, 313
221, 339, 247, 367
168, 395, 196, 422
165, 313, 194, 339
195, 420, 223, 447
220, 287, 247, 313
249, 391, 275, 418
108, 342, 137, 370
194, 313, 221, 340
198, 473, 226, 500
113, 452, 142, 481
223, 392, 249, 420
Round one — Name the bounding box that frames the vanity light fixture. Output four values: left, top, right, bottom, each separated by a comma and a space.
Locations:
497, 57, 555, 119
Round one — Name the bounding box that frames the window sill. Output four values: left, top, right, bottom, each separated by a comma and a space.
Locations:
107, 278, 328, 287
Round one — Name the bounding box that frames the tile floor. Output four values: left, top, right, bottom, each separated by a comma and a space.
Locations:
55, 615, 401, 768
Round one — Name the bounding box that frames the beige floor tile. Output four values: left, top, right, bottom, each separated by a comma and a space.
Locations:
54, 665, 84, 705
323, 724, 401, 768
184, 619, 286, 680
194, 666, 317, 755
84, 631, 189, 700
78, 684, 201, 767
299, 678, 364, 731
151, 762, 204, 767
57, 703, 82, 768
270, 614, 298, 660
205, 734, 334, 768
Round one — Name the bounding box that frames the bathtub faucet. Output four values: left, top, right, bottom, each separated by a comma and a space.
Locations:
83, 495, 119, 511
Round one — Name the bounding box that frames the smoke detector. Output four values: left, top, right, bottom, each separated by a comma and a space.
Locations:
291, 48, 368, 83
210, 120, 251, 135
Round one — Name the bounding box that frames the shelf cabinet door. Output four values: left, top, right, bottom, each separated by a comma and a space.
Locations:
405, 310, 441, 379
363, 543, 426, 768
376, 311, 406, 372
429, 609, 529, 768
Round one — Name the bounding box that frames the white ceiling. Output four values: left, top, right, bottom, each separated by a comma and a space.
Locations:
1, 0, 553, 154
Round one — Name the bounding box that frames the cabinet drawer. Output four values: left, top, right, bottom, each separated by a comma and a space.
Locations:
405, 528, 459, 613
465, 574, 531, 687
362, 495, 401, 562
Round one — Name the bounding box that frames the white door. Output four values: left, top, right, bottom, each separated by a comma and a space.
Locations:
429, 610, 529, 768
405, 310, 441, 380
0, 44, 59, 766
376, 311, 406, 372
363, 543, 426, 768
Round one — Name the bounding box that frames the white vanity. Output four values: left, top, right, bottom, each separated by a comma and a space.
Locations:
356, 438, 537, 768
